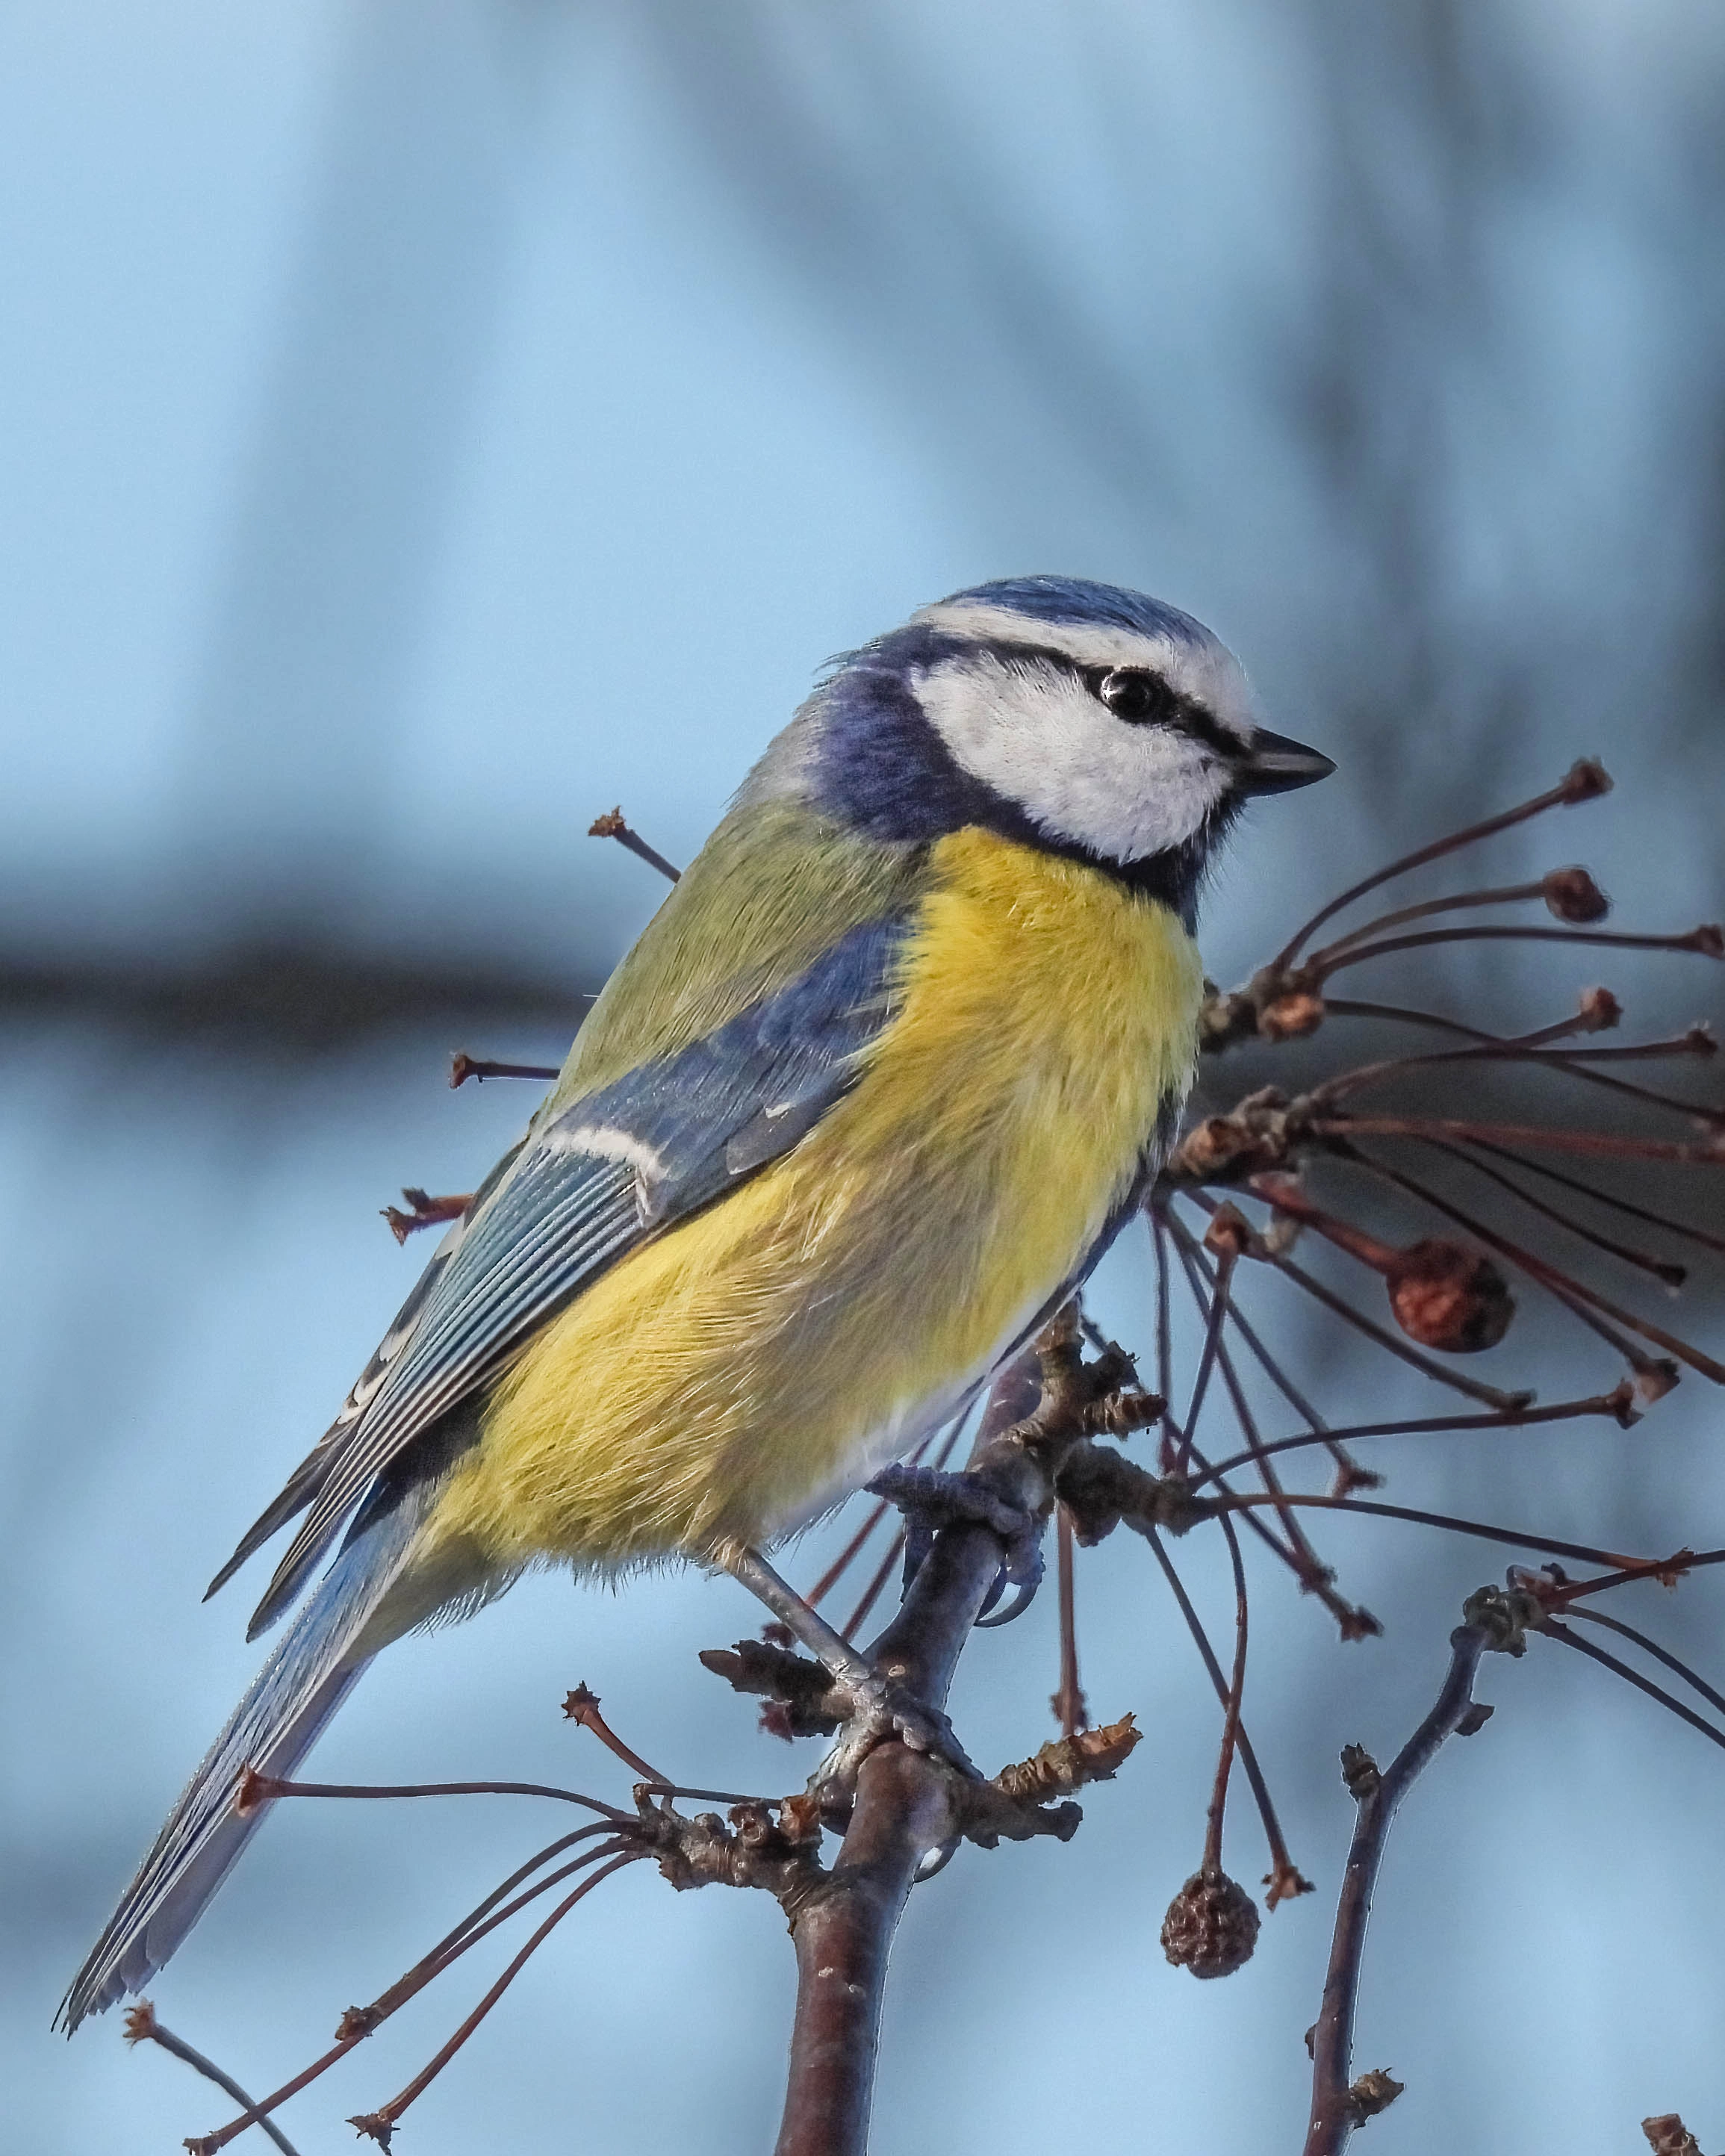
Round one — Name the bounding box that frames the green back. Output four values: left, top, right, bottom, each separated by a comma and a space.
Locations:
545, 799, 928, 1113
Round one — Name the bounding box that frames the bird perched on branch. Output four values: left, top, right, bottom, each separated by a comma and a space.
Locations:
63, 575, 1331, 2028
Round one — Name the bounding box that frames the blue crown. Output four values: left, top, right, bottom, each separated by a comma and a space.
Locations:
934, 575, 1208, 648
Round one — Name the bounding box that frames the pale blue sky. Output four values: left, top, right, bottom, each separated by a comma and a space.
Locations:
4, 5, 1725, 2152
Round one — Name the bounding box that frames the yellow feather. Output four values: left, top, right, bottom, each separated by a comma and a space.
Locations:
422, 829, 1203, 1574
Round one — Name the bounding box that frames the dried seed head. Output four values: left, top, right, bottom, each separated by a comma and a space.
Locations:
1558, 757, 1612, 803
1641, 2116, 1703, 2156
1258, 990, 1325, 1040
1542, 866, 1610, 924
1160, 1867, 1261, 1979
1387, 1240, 1514, 1353
1634, 1357, 1682, 1405
1264, 1861, 1316, 1908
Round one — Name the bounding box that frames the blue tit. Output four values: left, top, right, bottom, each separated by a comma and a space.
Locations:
63, 574, 1331, 2028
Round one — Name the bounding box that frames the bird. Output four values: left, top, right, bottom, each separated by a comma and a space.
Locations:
62, 574, 1331, 2030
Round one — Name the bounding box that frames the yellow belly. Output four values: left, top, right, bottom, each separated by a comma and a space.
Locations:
422, 828, 1203, 1573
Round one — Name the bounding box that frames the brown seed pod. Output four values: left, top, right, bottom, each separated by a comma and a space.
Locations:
1160, 1867, 1261, 1979
1542, 866, 1610, 923
1386, 1240, 1514, 1353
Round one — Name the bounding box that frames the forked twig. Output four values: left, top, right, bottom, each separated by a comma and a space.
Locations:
1305, 1596, 1520, 2155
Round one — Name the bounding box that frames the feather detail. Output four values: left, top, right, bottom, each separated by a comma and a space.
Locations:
421, 828, 1202, 1572
61, 1470, 479, 2029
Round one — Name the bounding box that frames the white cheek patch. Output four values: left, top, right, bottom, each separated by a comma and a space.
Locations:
916, 656, 1234, 862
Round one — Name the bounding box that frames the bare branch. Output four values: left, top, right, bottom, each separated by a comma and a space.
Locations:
123, 2004, 302, 2156
1305, 1588, 1532, 2155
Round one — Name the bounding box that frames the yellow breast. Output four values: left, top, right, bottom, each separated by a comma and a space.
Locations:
425, 828, 1203, 1573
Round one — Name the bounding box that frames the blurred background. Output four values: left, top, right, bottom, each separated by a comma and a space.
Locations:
5, 1, 1725, 2149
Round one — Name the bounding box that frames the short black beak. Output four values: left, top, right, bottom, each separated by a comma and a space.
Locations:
1236, 727, 1335, 797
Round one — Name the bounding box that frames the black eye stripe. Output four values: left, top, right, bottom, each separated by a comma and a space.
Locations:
1078, 665, 1243, 758
956, 637, 1246, 758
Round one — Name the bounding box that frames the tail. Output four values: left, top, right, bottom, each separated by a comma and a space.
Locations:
59, 1497, 428, 2032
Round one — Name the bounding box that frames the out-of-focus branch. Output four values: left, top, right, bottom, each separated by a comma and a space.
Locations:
588, 807, 683, 883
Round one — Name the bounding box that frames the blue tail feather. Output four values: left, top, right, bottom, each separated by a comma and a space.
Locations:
59, 1498, 423, 2031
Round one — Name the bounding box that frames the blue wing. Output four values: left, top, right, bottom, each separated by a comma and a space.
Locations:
220, 915, 911, 1637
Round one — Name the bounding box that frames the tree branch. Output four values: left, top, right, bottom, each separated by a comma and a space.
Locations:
771, 1317, 1138, 2156
1304, 1586, 1534, 2155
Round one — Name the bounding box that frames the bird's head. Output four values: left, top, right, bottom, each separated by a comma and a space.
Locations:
767, 575, 1333, 925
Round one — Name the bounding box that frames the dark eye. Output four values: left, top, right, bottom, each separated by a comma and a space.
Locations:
1093, 667, 1178, 725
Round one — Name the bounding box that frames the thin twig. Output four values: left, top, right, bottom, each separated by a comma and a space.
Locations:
1142, 1528, 1309, 1903
1152, 1207, 1178, 1460
1312, 922, 1722, 980
1354, 1147, 1725, 1384
237, 1771, 625, 1820
449, 1054, 560, 1088
1430, 1140, 1688, 1287
1273, 758, 1611, 969
1564, 1609, 1725, 1720
588, 808, 683, 883
1541, 1623, 1725, 1754
1052, 1507, 1087, 1737
1179, 1193, 1529, 1408
1173, 1240, 1236, 1476
1308, 1116, 1725, 1166
1202, 1515, 1249, 1873
1167, 1214, 1374, 1633
1305, 1615, 1496, 2155
840, 1529, 907, 1641
349, 1854, 644, 2145
1187, 1389, 1630, 1491
562, 1683, 673, 1786
1211, 1490, 1721, 1573
124, 2004, 302, 2156
1306, 877, 1582, 967
1469, 1138, 1725, 1260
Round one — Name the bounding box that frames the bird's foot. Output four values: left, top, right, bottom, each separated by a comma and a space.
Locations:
818, 1662, 978, 1787
724, 1546, 975, 1784
865, 1462, 1047, 1627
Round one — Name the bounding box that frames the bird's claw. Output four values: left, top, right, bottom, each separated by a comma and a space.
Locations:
974, 1545, 1045, 1627
866, 1462, 1047, 1624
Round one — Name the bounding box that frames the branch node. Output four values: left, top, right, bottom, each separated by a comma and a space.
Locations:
1346, 2069, 1405, 2126
990, 1715, 1142, 1807
697, 1641, 847, 1737
1461, 1582, 1544, 1656
1340, 1744, 1381, 1799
